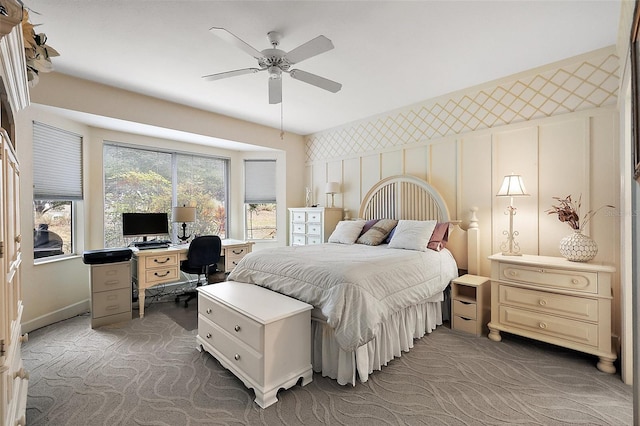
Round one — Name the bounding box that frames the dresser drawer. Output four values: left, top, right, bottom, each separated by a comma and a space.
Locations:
198, 315, 262, 382
199, 295, 263, 352
307, 236, 322, 245
307, 212, 322, 222
144, 253, 178, 269
453, 300, 477, 320
92, 288, 131, 318
144, 267, 179, 284
453, 316, 478, 334
292, 223, 306, 234
92, 263, 130, 292
307, 224, 321, 235
292, 212, 306, 222
499, 285, 598, 321
499, 263, 597, 294
291, 234, 306, 245
499, 305, 598, 347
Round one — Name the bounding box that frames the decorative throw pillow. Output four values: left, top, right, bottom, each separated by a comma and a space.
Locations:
427, 222, 450, 251
356, 219, 398, 246
359, 219, 380, 236
328, 220, 366, 244
384, 225, 397, 244
388, 220, 437, 251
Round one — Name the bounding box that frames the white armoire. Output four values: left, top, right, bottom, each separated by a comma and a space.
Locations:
0, 2, 30, 424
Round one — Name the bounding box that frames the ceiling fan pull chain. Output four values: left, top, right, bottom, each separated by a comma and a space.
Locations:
280, 101, 284, 140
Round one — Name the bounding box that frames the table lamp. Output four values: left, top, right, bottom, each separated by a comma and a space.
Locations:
325, 182, 340, 208
172, 205, 196, 242
496, 174, 529, 256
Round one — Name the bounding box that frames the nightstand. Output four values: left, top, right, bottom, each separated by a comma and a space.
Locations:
451, 274, 490, 336
487, 253, 617, 373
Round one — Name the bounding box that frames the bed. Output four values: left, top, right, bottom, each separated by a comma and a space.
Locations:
227, 175, 479, 385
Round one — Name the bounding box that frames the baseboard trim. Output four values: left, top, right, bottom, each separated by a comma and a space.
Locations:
22, 299, 90, 333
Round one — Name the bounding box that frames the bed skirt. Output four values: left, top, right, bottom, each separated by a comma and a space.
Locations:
310, 294, 444, 386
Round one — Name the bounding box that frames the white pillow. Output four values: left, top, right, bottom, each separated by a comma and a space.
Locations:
328, 220, 366, 244
388, 220, 437, 251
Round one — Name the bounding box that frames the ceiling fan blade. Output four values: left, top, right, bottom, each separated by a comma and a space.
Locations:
289, 69, 342, 93
286, 35, 334, 64
269, 77, 282, 104
209, 27, 264, 59
202, 68, 262, 81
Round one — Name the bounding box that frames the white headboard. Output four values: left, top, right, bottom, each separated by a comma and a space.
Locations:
358, 175, 479, 274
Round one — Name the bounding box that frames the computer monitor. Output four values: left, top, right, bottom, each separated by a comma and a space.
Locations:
122, 212, 169, 241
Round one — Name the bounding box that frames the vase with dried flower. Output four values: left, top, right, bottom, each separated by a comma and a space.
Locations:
547, 195, 613, 262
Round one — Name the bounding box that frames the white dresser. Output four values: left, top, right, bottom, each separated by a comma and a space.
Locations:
197, 281, 313, 408
487, 254, 617, 373
288, 207, 342, 246
90, 261, 132, 328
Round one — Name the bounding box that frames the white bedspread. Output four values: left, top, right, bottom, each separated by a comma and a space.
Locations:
227, 243, 458, 351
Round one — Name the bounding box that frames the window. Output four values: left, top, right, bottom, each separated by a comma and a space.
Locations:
103, 143, 229, 248
244, 159, 277, 240
32, 122, 82, 260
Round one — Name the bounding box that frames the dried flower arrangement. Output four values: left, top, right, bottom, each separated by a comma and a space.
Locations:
21, 9, 58, 87
547, 195, 613, 231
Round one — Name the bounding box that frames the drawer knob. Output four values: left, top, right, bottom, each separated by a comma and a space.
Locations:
234, 325, 241, 332
509, 271, 517, 276
539, 299, 547, 306
539, 322, 548, 329
206, 308, 212, 314
206, 333, 211, 339
234, 353, 240, 361
571, 279, 579, 284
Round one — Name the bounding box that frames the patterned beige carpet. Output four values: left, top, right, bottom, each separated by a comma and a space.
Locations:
23, 301, 632, 426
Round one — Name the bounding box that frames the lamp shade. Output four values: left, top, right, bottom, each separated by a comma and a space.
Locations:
325, 182, 340, 194
172, 206, 196, 223
496, 174, 529, 197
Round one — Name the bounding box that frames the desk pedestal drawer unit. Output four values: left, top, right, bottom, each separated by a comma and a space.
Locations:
90, 261, 132, 328
288, 207, 342, 246
487, 254, 617, 373
197, 281, 313, 408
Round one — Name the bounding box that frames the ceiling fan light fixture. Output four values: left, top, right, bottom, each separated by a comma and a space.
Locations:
268, 66, 282, 79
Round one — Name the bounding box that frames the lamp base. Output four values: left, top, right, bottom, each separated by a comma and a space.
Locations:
178, 222, 190, 242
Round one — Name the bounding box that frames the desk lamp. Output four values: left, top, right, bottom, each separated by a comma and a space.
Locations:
496, 174, 529, 256
173, 205, 196, 242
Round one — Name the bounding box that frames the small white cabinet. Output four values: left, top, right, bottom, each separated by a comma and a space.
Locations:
197, 281, 313, 408
288, 207, 342, 246
487, 254, 617, 373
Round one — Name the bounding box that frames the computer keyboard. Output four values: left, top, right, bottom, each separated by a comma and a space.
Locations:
133, 241, 170, 250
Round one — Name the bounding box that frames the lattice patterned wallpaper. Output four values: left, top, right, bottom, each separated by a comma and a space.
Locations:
306, 49, 619, 162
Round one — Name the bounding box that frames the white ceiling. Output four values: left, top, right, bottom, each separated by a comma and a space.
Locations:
29, 0, 620, 142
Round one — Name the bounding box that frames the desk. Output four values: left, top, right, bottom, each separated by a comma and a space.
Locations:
131, 239, 254, 318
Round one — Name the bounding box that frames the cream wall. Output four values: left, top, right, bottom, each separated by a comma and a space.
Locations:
305, 48, 622, 364
17, 74, 306, 332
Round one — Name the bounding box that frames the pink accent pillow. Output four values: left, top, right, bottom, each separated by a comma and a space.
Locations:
427, 222, 449, 251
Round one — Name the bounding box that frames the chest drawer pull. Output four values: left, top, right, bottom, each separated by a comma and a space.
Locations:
234, 353, 240, 361
206, 308, 212, 314
539, 299, 547, 306
154, 270, 170, 278
234, 325, 241, 332
539, 322, 548, 329
154, 257, 171, 264
206, 333, 211, 339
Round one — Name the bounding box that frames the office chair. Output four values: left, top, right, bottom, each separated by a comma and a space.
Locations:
175, 235, 222, 307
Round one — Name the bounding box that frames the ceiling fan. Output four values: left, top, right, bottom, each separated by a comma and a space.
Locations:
203, 27, 342, 104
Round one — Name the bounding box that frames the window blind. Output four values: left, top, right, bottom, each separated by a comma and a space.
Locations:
33, 121, 83, 200
244, 160, 276, 204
